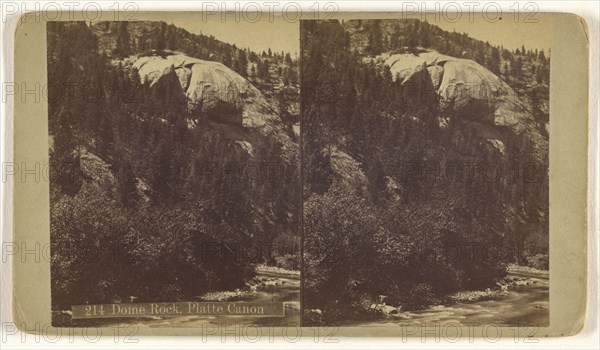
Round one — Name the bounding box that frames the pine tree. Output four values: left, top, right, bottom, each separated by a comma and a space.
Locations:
538, 49, 546, 63
366, 20, 383, 55
153, 25, 166, 51
165, 25, 177, 50
390, 24, 401, 49
115, 22, 131, 57
419, 22, 431, 48
475, 46, 485, 65
117, 160, 137, 207
511, 57, 523, 78
282, 68, 290, 86
406, 24, 419, 48
96, 108, 114, 159
490, 47, 501, 74
235, 50, 248, 76
277, 89, 286, 115
366, 155, 386, 202
51, 110, 82, 196
151, 138, 175, 200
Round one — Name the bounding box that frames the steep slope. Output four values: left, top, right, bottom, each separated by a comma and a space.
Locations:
342, 18, 551, 132
375, 50, 547, 162
92, 20, 301, 127
49, 22, 301, 314
127, 51, 296, 158
302, 20, 549, 321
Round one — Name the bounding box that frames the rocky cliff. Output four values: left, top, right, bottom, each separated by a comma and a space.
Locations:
128, 51, 295, 157
375, 50, 547, 163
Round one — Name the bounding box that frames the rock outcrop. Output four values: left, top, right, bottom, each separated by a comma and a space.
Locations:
133, 52, 262, 117
130, 51, 295, 157
378, 50, 547, 162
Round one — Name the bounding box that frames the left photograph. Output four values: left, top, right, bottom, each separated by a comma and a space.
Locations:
47, 20, 300, 327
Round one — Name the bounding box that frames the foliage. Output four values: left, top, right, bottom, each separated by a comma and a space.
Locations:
301, 20, 548, 324
51, 185, 256, 309
47, 22, 299, 312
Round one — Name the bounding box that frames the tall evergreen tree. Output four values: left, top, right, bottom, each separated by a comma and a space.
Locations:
366, 20, 384, 55
117, 160, 137, 207
490, 47, 501, 74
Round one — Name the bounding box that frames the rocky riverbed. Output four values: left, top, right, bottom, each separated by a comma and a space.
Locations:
333, 266, 549, 327
57, 265, 300, 328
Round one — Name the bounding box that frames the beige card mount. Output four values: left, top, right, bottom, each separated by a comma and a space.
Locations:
10, 11, 588, 337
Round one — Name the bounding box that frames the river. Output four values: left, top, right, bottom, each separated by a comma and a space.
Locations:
340, 271, 549, 327
70, 270, 546, 328
90, 269, 300, 328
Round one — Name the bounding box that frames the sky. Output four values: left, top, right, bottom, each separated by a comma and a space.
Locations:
167, 13, 553, 57
433, 13, 553, 53
171, 16, 300, 56
333, 12, 553, 53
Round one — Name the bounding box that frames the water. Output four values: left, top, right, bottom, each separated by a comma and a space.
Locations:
76, 271, 546, 328
96, 270, 300, 328
341, 272, 549, 327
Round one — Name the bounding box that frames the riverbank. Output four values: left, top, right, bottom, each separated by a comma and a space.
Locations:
197, 265, 299, 302
447, 264, 548, 303
332, 266, 549, 327
53, 264, 300, 327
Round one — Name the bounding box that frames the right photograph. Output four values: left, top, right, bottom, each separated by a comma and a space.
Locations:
301, 18, 550, 327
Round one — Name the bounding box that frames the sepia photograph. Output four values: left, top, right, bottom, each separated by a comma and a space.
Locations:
5, 3, 593, 343
47, 18, 301, 327
301, 18, 550, 327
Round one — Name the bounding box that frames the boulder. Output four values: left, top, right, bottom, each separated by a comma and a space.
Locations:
186, 60, 247, 111
402, 62, 437, 106
380, 305, 398, 314
383, 51, 510, 123
132, 52, 271, 126
129, 52, 296, 160
174, 66, 192, 91
379, 49, 547, 163
329, 147, 369, 195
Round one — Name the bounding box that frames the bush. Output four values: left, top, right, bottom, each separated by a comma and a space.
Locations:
526, 254, 549, 270
303, 191, 508, 324
273, 232, 300, 270
50, 185, 256, 311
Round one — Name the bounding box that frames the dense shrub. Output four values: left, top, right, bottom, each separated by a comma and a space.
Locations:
51, 185, 256, 310
301, 20, 546, 325
303, 192, 507, 323
47, 22, 299, 314
526, 254, 549, 270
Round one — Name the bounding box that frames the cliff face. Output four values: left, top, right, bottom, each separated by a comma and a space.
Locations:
49, 22, 304, 312
50, 21, 300, 239
90, 21, 299, 157
302, 20, 549, 267
301, 20, 550, 321
322, 52, 548, 218
124, 51, 296, 161
377, 50, 547, 163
